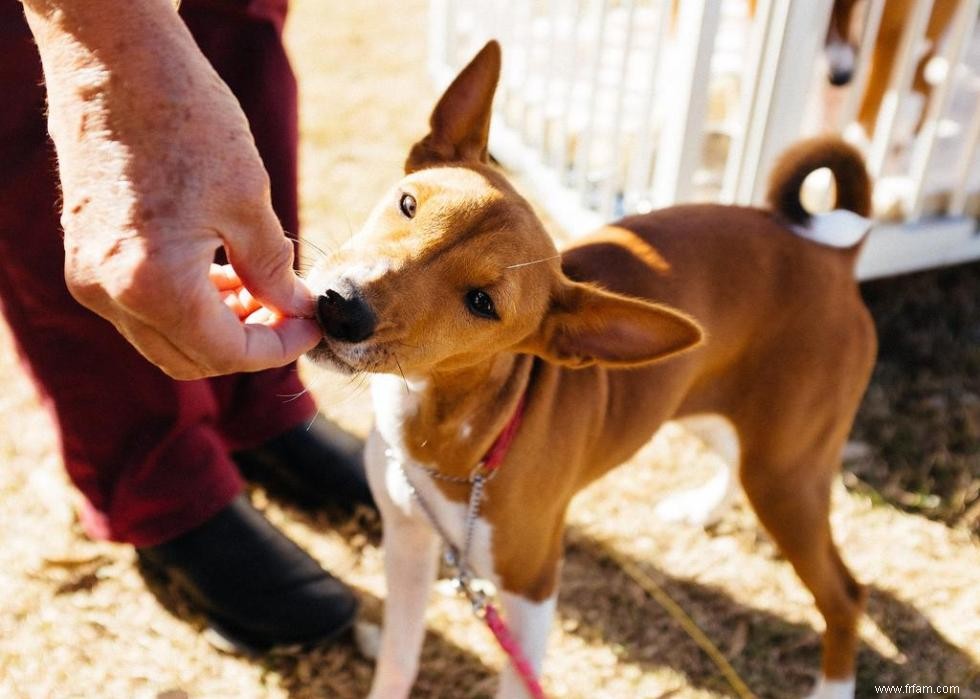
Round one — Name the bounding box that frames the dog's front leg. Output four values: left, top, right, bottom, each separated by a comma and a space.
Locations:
367, 517, 440, 699
494, 591, 557, 699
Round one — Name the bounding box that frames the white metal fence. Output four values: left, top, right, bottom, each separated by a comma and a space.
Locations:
428, 0, 980, 279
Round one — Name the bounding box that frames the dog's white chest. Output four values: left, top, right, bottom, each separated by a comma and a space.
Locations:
367, 375, 498, 584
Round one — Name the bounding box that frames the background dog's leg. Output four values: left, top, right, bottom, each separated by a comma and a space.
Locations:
368, 520, 440, 699
655, 414, 740, 526
494, 591, 557, 699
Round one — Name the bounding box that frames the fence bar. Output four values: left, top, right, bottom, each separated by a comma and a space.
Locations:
650, 0, 721, 208
511, 0, 535, 139
540, 0, 562, 160
724, 0, 833, 205
721, 0, 779, 204
575, 0, 611, 197
496, 0, 517, 126
746, 0, 834, 205
949, 90, 980, 216
623, 1, 670, 212
838, 0, 886, 131
867, 0, 936, 177
600, 0, 639, 219
857, 218, 980, 278
908, 0, 980, 218
489, 122, 605, 236
428, 0, 452, 80
477, 1, 494, 51
556, 0, 585, 175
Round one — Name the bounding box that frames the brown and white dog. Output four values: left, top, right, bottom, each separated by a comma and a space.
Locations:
306, 42, 877, 699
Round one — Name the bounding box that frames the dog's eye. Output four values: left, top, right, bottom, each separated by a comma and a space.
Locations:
399, 193, 417, 219
465, 289, 497, 319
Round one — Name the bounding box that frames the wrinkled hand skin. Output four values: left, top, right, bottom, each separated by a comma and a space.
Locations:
21, 0, 321, 379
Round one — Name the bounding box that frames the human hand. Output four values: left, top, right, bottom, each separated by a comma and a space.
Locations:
22, 0, 321, 379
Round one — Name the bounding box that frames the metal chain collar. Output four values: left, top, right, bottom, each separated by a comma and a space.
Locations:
396, 460, 490, 610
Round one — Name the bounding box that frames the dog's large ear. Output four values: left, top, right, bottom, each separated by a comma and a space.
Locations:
521, 281, 703, 368
405, 40, 501, 173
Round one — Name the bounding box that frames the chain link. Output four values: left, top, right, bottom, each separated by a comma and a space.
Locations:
397, 463, 486, 595
408, 458, 501, 484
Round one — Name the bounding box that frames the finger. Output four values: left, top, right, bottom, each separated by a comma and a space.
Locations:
222, 290, 249, 319
171, 284, 320, 375
292, 275, 318, 319
237, 287, 261, 315
239, 316, 322, 372
223, 206, 315, 319
221, 287, 261, 320
245, 307, 276, 324
210, 263, 242, 291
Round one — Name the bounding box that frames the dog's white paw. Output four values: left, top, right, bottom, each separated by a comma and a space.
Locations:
354, 621, 381, 660
805, 677, 855, 699
654, 471, 733, 526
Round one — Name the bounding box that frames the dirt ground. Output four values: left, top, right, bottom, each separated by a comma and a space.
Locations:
0, 1, 977, 698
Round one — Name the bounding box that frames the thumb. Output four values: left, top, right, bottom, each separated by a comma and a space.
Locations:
224, 206, 314, 318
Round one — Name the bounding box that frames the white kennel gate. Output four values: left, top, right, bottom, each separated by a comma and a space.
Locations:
427, 0, 980, 279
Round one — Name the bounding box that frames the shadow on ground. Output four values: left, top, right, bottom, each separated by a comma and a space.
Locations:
123, 502, 978, 699
562, 531, 979, 698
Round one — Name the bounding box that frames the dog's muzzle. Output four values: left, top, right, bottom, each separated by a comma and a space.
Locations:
315, 289, 377, 343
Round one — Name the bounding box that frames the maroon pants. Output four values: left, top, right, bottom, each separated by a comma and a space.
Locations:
0, 0, 315, 546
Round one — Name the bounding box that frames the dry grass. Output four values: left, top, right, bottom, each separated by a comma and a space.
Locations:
851, 265, 980, 532
1, 1, 978, 698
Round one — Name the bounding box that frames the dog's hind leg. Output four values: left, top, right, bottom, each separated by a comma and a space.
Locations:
654, 413, 740, 526
740, 449, 865, 699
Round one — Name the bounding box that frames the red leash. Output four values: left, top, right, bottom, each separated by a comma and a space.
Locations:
483, 602, 547, 699
469, 393, 546, 698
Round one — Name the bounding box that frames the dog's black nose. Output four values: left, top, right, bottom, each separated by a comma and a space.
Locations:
828, 67, 854, 87
316, 289, 377, 343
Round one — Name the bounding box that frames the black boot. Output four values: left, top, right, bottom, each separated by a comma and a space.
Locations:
139, 495, 358, 653
234, 416, 376, 511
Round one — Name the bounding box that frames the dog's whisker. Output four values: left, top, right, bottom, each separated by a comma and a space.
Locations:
344, 212, 356, 244
278, 388, 311, 403
356, 373, 371, 394
394, 354, 410, 394
503, 254, 562, 270
324, 374, 371, 410
304, 406, 321, 432
293, 235, 335, 258
322, 371, 359, 396
279, 365, 334, 404
288, 235, 317, 258
308, 371, 369, 411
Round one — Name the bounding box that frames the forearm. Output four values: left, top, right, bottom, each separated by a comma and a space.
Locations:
22, 0, 202, 139
22, 0, 187, 69
21, 0, 237, 229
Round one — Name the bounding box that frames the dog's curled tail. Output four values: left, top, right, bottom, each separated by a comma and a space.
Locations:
767, 135, 871, 225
